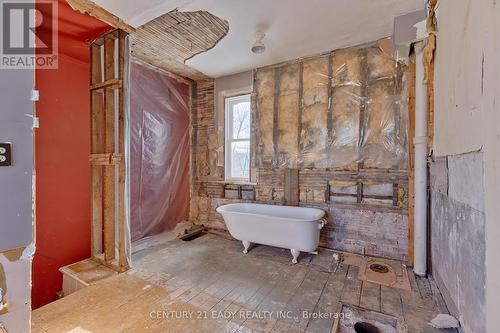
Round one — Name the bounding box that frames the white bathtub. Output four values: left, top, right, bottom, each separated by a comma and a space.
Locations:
216, 203, 326, 263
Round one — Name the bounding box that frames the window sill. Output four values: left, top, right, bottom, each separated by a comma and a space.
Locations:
216, 180, 257, 186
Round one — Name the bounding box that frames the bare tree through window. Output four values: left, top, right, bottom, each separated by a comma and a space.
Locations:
225, 94, 251, 180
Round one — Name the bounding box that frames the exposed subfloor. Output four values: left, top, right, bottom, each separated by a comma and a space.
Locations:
32, 233, 455, 333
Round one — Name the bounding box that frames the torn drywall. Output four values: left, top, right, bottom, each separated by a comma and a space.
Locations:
0, 250, 32, 332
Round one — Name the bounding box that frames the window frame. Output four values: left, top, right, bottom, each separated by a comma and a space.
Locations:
224, 93, 252, 182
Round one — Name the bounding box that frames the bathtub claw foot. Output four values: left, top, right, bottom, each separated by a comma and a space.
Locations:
291, 249, 300, 264
242, 241, 252, 254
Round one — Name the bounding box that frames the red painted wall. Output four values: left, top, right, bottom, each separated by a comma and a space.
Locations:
33, 0, 110, 309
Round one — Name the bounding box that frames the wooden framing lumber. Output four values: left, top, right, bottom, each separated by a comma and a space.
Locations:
89, 153, 123, 165
89, 29, 129, 271
90, 79, 122, 91
90, 43, 103, 256
284, 168, 299, 206
66, 0, 135, 33
103, 35, 116, 262
117, 31, 127, 268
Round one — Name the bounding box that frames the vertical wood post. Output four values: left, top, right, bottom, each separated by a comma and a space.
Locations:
90, 43, 103, 256
103, 35, 116, 262
284, 168, 299, 206
89, 29, 129, 271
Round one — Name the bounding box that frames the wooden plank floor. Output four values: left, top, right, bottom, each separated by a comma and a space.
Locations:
33, 233, 453, 333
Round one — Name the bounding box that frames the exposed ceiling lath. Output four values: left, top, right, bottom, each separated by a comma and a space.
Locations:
130, 10, 229, 80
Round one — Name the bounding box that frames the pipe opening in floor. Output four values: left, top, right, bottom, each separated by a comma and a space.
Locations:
354, 322, 380, 333
369, 263, 389, 274
179, 231, 207, 242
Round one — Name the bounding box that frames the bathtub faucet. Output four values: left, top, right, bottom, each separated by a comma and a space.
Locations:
318, 218, 327, 229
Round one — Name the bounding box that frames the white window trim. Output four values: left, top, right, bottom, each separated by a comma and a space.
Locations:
224, 94, 251, 182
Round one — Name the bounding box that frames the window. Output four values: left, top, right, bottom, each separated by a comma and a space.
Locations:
225, 94, 251, 181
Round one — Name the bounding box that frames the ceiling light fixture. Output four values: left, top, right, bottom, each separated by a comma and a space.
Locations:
251, 31, 266, 54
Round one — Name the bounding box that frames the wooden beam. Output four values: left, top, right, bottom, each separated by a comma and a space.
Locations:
117, 31, 128, 269
90, 78, 122, 91
66, 0, 135, 34
90, 43, 103, 256
284, 168, 299, 206
357, 48, 369, 171
103, 35, 116, 262
89, 153, 123, 165
272, 68, 280, 166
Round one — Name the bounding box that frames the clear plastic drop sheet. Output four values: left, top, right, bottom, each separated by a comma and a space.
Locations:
129, 61, 190, 241
253, 41, 408, 170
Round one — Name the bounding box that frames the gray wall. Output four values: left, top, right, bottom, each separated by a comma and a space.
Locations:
0, 67, 34, 331
214, 70, 253, 114
430, 153, 485, 333
0, 68, 34, 251
433, 1, 500, 331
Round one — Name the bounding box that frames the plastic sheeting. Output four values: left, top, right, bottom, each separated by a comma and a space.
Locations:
130, 61, 190, 241
253, 41, 408, 170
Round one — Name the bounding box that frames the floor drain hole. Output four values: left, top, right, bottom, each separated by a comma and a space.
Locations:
179, 231, 206, 241
354, 322, 380, 333
369, 263, 389, 274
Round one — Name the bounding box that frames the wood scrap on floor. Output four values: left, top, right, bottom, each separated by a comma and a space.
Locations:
59, 258, 117, 297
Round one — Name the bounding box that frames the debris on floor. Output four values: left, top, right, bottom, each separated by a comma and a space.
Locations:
429, 314, 460, 329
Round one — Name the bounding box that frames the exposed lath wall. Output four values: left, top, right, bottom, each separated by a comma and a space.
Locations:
190, 40, 410, 261
130, 10, 229, 80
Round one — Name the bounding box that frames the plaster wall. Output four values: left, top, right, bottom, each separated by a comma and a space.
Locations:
433, 0, 500, 331
429, 154, 485, 333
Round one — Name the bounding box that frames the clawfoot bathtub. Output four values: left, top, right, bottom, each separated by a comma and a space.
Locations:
216, 203, 326, 263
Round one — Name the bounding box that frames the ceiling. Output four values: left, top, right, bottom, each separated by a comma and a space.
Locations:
93, 0, 423, 78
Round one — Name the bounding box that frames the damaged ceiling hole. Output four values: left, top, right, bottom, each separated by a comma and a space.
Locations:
354, 322, 380, 333
369, 263, 390, 274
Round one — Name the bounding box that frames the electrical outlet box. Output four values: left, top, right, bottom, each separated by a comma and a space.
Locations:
0, 143, 12, 166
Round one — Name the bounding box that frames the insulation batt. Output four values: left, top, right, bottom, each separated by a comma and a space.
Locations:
253, 42, 408, 169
